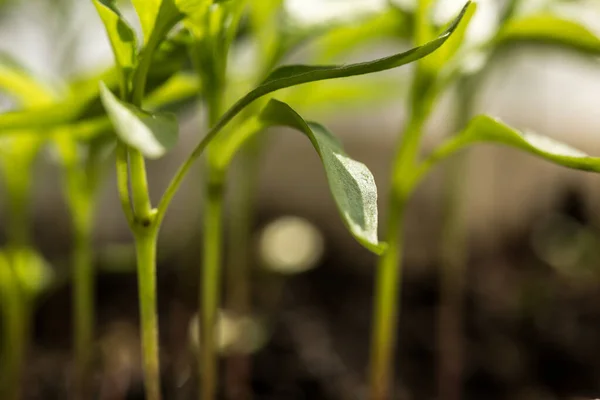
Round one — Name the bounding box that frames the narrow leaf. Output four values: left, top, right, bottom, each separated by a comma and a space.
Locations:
427, 115, 600, 174
496, 14, 600, 55
461, 115, 600, 172
208, 2, 472, 138
259, 99, 386, 255
99, 82, 178, 159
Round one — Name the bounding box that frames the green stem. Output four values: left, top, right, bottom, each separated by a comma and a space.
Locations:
437, 155, 467, 400
224, 141, 262, 400
200, 169, 225, 400
369, 110, 427, 400
436, 78, 475, 400
0, 270, 29, 400
135, 229, 161, 400
73, 225, 95, 399
72, 211, 94, 399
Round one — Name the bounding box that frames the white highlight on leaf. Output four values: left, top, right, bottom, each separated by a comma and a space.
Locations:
332, 152, 379, 247
523, 130, 588, 158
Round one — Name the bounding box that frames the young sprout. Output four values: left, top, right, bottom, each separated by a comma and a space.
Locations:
93, 1, 470, 399
367, 1, 600, 398
0, 56, 54, 400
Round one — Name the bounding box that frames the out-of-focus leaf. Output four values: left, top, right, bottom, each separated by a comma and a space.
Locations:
12, 249, 53, 297
309, 8, 411, 63
92, 0, 138, 83
207, 2, 471, 139
99, 82, 178, 159
144, 73, 200, 109
496, 13, 600, 55
259, 99, 386, 255
423, 115, 600, 178
132, 0, 210, 44
282, 75, 406, 114
416, 0, 435, 45
424, 2, 477, 71
0, 55, 56, 107
131, 0, 163, 43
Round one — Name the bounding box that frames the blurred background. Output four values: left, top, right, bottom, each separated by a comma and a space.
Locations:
3, 0, 600, 399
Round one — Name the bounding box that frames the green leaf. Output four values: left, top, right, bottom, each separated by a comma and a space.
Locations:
424, 116, 600, 178
207, 1, 472, 141
259, 99, 386, 255
92, 0, 138, 80
99, 82, 178, 159
0, 54, 56, 106
308, 8, 412, 64
424, 2, 477, 71
496, 13, 600, 55
132, 0, 209, 44
132, 0, 163, 43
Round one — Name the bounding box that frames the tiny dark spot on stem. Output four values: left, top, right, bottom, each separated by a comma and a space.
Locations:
141, 218, 151, 227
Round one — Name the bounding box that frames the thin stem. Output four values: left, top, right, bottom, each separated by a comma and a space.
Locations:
0, 269, 29, 400
225, 141, 262, 400
200, 171, 225, 400
73, 221, 94, 399
437, 155, 467, 400
135, 230, 161, 400
436, 78, 475, 400
369, 110, 428, 400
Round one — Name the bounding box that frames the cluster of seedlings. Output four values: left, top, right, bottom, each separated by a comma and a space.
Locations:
1, 0, 600, 399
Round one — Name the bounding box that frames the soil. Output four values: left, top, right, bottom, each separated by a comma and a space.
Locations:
17, 192, 600, 400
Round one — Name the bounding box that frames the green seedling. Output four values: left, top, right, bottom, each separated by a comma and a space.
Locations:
0, 56, 54, 400
90, 1, 472, 399
366, 1, 600, 399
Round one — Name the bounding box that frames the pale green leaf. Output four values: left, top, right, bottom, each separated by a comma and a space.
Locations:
423, 116, 600, 178
496, 13, 600, 55
99, 82, 178, 159
259, 99, 386, 255
92, 0, 138, 77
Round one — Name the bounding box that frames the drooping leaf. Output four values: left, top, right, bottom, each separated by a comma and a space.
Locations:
206, 2, 472, 140
425, 115, 600, 175
259, 99, 386, 255
92, 0, 138, 81
99, 82, 178, 159
496, 13, 600, 55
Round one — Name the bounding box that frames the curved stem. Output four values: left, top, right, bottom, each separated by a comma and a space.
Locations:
369, 110, 427, 400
